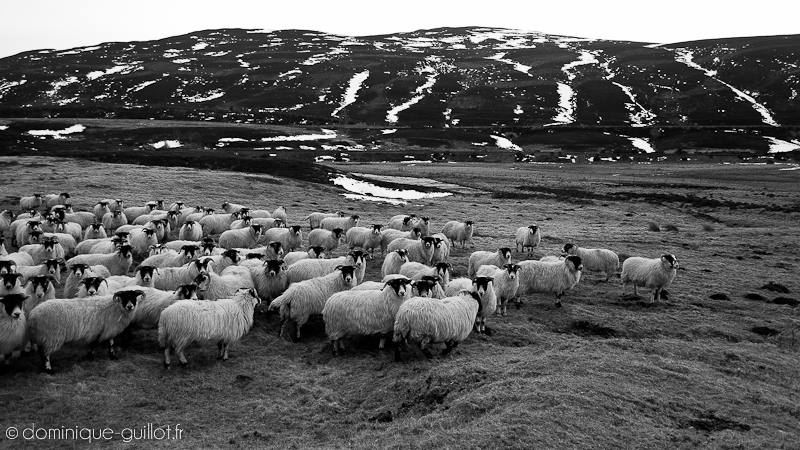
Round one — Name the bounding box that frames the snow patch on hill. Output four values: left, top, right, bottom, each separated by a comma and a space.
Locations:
333, 70, 369, 117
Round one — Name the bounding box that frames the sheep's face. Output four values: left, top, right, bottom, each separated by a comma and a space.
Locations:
137, 266, 158, 283
434, 263, 450, 279
337, 265, 357, 285
529, 225, 539, 234
566, 255, 583, 272
563, 243, 576, 255
348, 251, 365, 268
114, 290, 143, 311
332, 229, 344, 240
662, 254, 679, 269
202, 242, 217, 256
70, 264, 89, 278
118, 245, 133, 259
27, 220, 42, 232
310, 246, 326, 258
473, 277, 493, 296
503, 264, 521, 279
410, 228, 422, 239
290, 226, 302, 236
177, 284, 199, 299
0, 261, 16, 275
269, 242, 284, 257
1, 294, 25, 319
44, 259, 61, 276
29, 276, 52, 299
385, 277, 411, 297
1, 273, 23, 290
81, 277, 106, 296
421, 237, 436, 250
193, 273, 211, 291
264, 260, 283, 277
413, 280, 434, 297
194, 259, 213, 274
223, 249, 241, 264
500, 248, 512, 261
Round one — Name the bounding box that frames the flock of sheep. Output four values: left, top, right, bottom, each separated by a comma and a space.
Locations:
0, 192, 679, 372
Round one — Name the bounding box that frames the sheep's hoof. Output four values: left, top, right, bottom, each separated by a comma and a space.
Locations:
555, 302, 562, 308
163, 362, 170, 370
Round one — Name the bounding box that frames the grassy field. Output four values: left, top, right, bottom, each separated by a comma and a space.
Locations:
0, 155, 798, 449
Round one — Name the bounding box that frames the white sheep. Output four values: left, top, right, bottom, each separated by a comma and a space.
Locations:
127, 227, 159, 256
236, 241, 285, 262
399, 261, 451, 290
178, 220, 203, 241
93, 201, 111, 222
517, 255, 583, 307
100, 198, 125, 212
21, 237, 65, 265
251, 217, 284, 230
44, 231, 77, 257
76, 276, 110, 298
14, 218, 43, 248
516, 225, 542, 254
63, 263, 111, 298
22, 275, 57, 316
83, 223, 107, 241
441, 220, 475, 248
323, 276, 414, 355
563, 243, 619, 282
467, 247, 513, 277
285, 251, 366, 284
443, 276, 497, 334
27, 289, 142, 373
259, 225, 302, 252
193, 265, 254, 301
101, 210, 128, 233
346, 224, 384, 257
19, 194, 43, 211
392, 290, 483, 361
379, 227, 421, 255
66, 244, 134, 276
229, 216, 253, 230
381, 249, 409, 278
207, 249, 242, 274
43, 192, 71, 210
476, 264, 521, 316
87, 236, 128, 254
1, 251, 34, 269
386, 215, 417, 232
152, 258, 213, 291
304, 211, 343, 229
105, 265, 160, 291
1, 210, 16, 236
141, 244, 199, 269
621, 254, 679, 302
185, 207, 214, 224
247, 209, 273, 219
386, 237, 437, 265
159, 287, 260, 368
430, 232, 451, 263
0, 273, 25, 297
120, 284, 200, 331
307, 228, 344, 252
221, 201, 249, 214
123, 201, 158, 223
272, 206, 288, 223
268, 265, 357, 341
200, 212, 241, 236
247, 259, 290, 303
58, 211, 96, 230
0, 294, 28, 365
219, 224, 264, 250
15, 258, 63, 284
320, 214, 360, 232
282, 247, 326, 266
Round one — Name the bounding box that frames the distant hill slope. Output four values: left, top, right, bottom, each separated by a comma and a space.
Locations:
1, 27, 798, 127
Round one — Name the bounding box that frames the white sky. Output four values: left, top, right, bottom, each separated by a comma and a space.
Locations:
1, 0, 797, 59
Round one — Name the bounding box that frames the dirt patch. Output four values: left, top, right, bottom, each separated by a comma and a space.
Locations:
760, 281, 790, 294
680, 411, 751, 432
751, 326, 780, 336
569, 320, 617, 338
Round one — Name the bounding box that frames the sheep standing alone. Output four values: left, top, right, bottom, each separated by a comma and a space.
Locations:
517, 256, 583, 307
323, 277, 414, 355
441, 220, 474, 248
307, 228, 343, 253
159, 288, 260, 368
621, 254, 679, 302
0, 294, 28, 365
467, 247, 512, 277
386, 237, 437, 265
268, 265, 357, 341
381, 249, 409, 278
476, 264, 521, 316
563, 243, 619, 282
516, 225, 541, 254
304, 211, 343, 230
320, 215, 359, 232
27, 290, 142, 373
393, 290, 483, 361
346, 225, 383, 257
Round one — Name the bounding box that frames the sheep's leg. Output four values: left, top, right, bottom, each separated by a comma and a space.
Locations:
633, 285, 639, 297
293, 318, 304, 342
393, 340, 404, 362
108, 339, 118, 360
420, 338, 432, 358
653, 288, 661, 303
442, 341, 459, 356
330, 340, 338, 356
3, 354, 10, 365
217, 342, 224, 359
222, 344, 229, 361
177, 347, 188, 366
378, 336, 386, 349
87, 342, 97, 360
163, 346, 172, 369
555, 293, 563, 308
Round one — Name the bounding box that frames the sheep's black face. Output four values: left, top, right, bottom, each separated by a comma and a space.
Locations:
473, 277, 493, 296
269, 242, 284, 257
386, 278, 411, 296
311, 246, 326, 258
202, 243, 217, 255
563, 243, 575, 253
115, 290, 142, 310
137, 266, 157, 283
422, 237, 436, 249
30, 276, 52, 299
223, 249, 240, 263
195, 259, 212, 274
290, 226, 302, 235
264, 260, 283, 276
504, 264, 521, 278
193, 274, 211, 290
662, 254, 678, 268
529, 225, 539, 233
1, 294, 25, 318
435, 263, 450, 278
2, 273, 22, 290
70, 264, 89, 278
413, 280, 434, 297
500, 248, 512, 260
566, 255, 583, 271
338, 265, 356, 284
178, 284, 199, 299
119, 245, 133, 258
396, 249, 408, 258
246, 253, 263, 260
45, 259, 60, 275
81, 277, 106, 296
0, 261, 15, 274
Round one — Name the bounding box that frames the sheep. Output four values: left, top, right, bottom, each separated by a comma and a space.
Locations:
27, 289, 142, 373
21, 237, 66, 265
516, 225, 542, 254
346, 224, 384, 257
132, 211, 168, 226
63, 263, 111, 298
307, 228, 344, 252
323, 276, 415, 355
1, 273, 25, 297
43, 192, 71, 210
178, 220, 203, 241
93, 201, 112, 222
67, 244, 134, 276
381, 249, 409, 278
219, 224, 264, 250
443, 276, 497, 334
16, 258, 63, 284
272, 206, 288, 223
285, 251, 366, 284
100, 198, 125, 212
441, 220, 474, 248
247, 209, 272, 219
76, 276, 110, 298
123, 201, 158, 223
101, 210, 128, 233
259, 225, 302, 252
87, 235, 129, 255
467, 247, 512, 277
57, 211, 95, 230
282, 246, 326, 267
304, 211, 343, 230
23, 275, 57, 315
185, 207, 214, 224
44, 230, 77, 257
413, 276, 446, 298
268, 265, 357, 341
159, 287, 260, 368
320, 214, 359, 232
140, 245, 199, 269
0, 210, 16, 236
19, 194, 43, 211
0, 294, 28, 365
247, 259, 290, 303
393, 289, 484, 361
14, 219, 43, 248
386, 237, 438, 265
379, 227, 421, 255
430, 232, 451, 263
251, 217, 284, 230
236, 241, 284, 262
153, 258, 213, 291
118, 284, 199, 332
200, 212, 241, 236
127, 227, 159, 256
229, 216, 253, 230
517, 255, 583, 307
222, 201, 248, 214
143, 218, 171, 243
387, 215, 418, 232
105, 265, 160, 291
207, 249, 241, 274
563, 243, 619, 282
621, 254, 679, 302
83, 223, 107, 241
194, 264, 254, 301
168, 201, 185, 212
399, 261, 451, 290
476, 264, 521, 316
